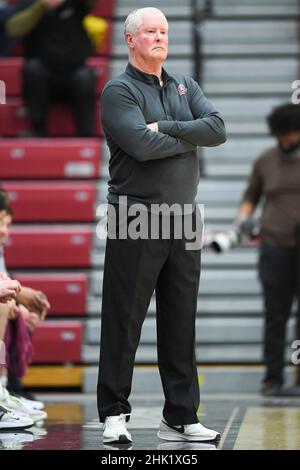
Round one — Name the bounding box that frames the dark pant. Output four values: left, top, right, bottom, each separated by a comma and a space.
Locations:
97, 210, 201, 425
23, 58, 96, 137
259, 242, 298, 385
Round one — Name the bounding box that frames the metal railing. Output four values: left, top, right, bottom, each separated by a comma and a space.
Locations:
191, 0, 213, 85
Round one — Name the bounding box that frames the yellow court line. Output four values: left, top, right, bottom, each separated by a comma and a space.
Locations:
234, 407, 300, 450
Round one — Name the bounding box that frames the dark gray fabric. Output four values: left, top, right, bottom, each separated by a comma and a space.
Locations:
101, 62, 226, 209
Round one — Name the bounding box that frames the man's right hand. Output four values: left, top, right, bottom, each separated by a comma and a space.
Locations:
41, 0, 66, 10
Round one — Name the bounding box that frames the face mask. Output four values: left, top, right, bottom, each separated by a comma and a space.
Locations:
279, 140, 300, 160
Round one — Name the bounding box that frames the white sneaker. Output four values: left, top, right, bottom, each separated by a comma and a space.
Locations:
0, 404, 34, 431
103, 414, 132, 444
158, 419, 221, 442
1, 387, 47, 423
9, 392, 45, 411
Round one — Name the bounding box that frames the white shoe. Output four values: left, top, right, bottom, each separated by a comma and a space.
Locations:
0, 404, 34, 430
103, 414, 132, 444
0, 387, 47, 423
9, 392, 45, 411
157, 419, 220, 442
157, 441, 218, 450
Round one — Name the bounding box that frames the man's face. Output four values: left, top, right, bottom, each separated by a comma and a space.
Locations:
0, 211, 12, 246
277, 131, 300, 151
127, 12, 168, 64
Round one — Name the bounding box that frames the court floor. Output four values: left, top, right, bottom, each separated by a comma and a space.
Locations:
1, 392, 300, 450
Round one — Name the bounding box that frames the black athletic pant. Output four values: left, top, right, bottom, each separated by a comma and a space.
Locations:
97, 209, 201, 425
23, 58, 96, 137
259, 242, 298, 385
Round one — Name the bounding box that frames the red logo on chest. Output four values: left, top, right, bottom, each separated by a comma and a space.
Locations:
177, 84, 187, 96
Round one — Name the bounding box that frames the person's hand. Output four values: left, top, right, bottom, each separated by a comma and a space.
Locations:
41, 0, 66, 10
0, 279, 21, 303
0, 272, 10, 280
17, 287, 50, 320
7, 299, 19, 320
19, 304, 40, 333
147, 122, 158, 132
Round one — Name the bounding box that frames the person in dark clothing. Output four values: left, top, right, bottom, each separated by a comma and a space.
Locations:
5, 0, 97, 136
97, 7, 226, 445
0, 0, 17, 56
236, 103, 300, 396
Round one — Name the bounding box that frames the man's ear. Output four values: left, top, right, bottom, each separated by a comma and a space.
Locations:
126, 32, 135, 50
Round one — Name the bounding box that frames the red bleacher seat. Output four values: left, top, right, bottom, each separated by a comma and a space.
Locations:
14, 273, 88, 316
2, 181, 97, 222
0, 98, 102, 137
0, 138, 101, 179
92, 0, 115, 19
5, 227, 92, 268
32, 321, 82, 363
0, 57, 108, 97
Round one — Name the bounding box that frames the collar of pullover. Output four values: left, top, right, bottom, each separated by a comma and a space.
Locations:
126, 62, 174, 87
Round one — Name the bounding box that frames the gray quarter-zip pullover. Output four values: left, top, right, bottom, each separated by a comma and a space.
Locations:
101, 62, 226, 210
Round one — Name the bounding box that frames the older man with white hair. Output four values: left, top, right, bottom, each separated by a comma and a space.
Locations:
98, 7, 226, 445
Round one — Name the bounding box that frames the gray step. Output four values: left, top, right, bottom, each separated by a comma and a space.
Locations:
211, 96, 287, 120
204, 82, 293, 95
90, 268, 261, 295
114, 0, 299, 20
92, 247, 260, 269
208, 0, 299, 17
88, 295, 265, 316
202, 137, 274, 160
85, 317, 296, 345
205, 59, 297, 81
204, 163, 252, 178
197, 180, 247, 203
202, 21, 299, 56
83, 344, 295, 364
83, 365, 296, 394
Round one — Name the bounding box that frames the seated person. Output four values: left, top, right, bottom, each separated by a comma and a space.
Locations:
0, 190, 50, 402
5, 0, 98, 136
0, 0, 20, 56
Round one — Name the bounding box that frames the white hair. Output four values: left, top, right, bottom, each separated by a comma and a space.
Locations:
124, 7, 167, 36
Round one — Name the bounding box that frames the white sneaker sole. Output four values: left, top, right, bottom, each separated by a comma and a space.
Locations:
157, 430, 220, 442
103, 435, 132, 444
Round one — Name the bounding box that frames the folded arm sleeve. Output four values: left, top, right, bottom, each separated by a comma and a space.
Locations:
157, 78, 226, 147
101, 84, 197, 162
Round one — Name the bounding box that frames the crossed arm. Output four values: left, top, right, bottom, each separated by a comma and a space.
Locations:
156, 79, 226, 147
101, 80, 226, 163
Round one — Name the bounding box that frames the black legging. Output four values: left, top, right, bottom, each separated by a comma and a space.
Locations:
23, 58, 96, 137
259, 242, 299, 385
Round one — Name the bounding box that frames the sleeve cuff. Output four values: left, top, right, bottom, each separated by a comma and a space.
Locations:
157, 120, 177, 136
